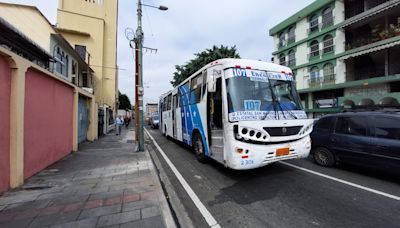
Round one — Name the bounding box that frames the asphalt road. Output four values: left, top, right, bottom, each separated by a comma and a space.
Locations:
145, 127, 400, 228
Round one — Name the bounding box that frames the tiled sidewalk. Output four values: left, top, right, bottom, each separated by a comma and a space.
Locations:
0, 127, 175, 228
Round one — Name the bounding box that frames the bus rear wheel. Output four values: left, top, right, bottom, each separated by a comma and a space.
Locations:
193, 133, 207, 163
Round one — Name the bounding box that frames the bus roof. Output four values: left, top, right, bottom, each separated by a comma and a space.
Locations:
160, 58, 292, 98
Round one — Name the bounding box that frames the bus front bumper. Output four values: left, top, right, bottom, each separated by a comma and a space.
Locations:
227, 136, 311, 170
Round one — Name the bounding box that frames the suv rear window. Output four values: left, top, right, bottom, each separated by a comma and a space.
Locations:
335, 116, 368, 136
315, 117, 335, 133
374, 117, 400, 140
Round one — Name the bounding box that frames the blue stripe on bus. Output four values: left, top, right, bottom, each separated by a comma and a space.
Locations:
179, 86, 209, 156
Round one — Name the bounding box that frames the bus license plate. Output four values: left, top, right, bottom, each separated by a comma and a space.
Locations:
276, 148, 289, 156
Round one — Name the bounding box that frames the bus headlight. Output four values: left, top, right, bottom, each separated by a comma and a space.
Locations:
299, 123, 313, 136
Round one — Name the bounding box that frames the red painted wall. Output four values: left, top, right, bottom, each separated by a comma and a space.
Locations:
24, 69, 74, 179
0, 56, 11, 192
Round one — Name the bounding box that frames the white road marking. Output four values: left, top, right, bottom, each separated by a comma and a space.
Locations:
280, 161, 400, 201
145, 128, 221, 228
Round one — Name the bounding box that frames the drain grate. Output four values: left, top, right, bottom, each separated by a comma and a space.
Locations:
22, 185, 53, 190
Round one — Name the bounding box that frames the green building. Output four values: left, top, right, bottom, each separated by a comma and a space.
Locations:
270, 0, 400, 118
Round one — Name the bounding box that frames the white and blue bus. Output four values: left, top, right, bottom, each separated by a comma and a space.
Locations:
159, 58, 313, 170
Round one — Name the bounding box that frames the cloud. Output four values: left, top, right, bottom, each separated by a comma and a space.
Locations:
1, 0, 314, 105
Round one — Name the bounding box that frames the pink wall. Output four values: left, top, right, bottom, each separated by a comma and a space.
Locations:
0, 56, 11, 192
24, 69, 74, 179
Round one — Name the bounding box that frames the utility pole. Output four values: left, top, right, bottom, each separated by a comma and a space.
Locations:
135, 0, 144, 151
132, 0, 167, 151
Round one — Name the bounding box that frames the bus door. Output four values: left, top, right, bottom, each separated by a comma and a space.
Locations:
172, 94, 178, 138
209, 77, 224, 162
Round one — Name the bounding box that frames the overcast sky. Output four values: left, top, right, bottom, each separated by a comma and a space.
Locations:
3, 0, 313, 104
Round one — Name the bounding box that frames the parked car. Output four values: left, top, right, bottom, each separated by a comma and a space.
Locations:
311, 111, 400, 173
150, 113, 159, 129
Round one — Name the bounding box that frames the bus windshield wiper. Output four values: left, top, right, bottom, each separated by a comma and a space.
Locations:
275, 99, 298, 120
262, 79, 281, 120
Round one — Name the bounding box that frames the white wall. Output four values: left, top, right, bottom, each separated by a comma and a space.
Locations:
296, 18, 309, 41
296, 42, 309, 66
295, 66, 310, 90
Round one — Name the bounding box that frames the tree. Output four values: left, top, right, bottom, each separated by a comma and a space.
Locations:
118, 91, 132, 110
171, 45, 240, 86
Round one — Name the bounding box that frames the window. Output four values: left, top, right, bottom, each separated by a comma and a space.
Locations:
322, 7, 334, 28
279, 32, 286, 47
287, 27, 295, 44
310, 66, 320, 83
167, 94, 172, 110
309, 14, 319, 33
163, 97, 168, 111
323, 35, 334, 54
323, 63, 334, 82
173, 94, 178, 109
75, 45, 87, 60
179, 82, 190, 107
279, 53, 286, 66
309, 40, 320, 58
315, 117, 335, 133
288, 50, 296, 66
54, 47, 69, 77
335, 117, 368, 136
374, 117, 400, 140
190, 74, 203, 104
82, 72, 88, 87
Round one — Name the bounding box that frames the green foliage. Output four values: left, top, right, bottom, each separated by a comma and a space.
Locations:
171, 45, 240, 86
118, 91, 132, 110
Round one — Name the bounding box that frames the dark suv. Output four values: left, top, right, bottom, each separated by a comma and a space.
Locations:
311, 111, 400, 172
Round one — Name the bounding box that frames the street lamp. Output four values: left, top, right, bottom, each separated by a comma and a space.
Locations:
134, 0, 168, 151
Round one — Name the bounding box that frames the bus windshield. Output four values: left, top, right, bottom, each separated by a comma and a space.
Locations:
225, 69, 304, 121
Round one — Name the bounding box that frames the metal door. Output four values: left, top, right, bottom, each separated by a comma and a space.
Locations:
78, 96, 89, 143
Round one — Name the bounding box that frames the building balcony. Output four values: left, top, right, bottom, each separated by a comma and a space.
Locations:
345, 29, 400, 51
343, 1, 400, 51
345, 0, 392, 20
287, 36, 296, 45
308, 74, 336, 88
308, 50, 320, 59
307, 24, 321, 34
323, 45, 335, 54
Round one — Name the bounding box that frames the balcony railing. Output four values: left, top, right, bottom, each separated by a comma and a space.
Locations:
308, 74, 336, 88
308, 49, 320, 59
346, 31, 400, 51
307, 24, 321, 34
323, 45, 335, 54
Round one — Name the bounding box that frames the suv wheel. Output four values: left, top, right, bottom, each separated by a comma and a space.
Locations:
313, 147, 335, 167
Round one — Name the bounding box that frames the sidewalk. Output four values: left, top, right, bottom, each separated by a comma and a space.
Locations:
0, 126, 175, 228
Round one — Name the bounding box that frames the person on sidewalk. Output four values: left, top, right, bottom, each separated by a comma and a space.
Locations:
115, 115, 124, 135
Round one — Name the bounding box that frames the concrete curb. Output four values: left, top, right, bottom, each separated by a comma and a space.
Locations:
145, 132, 195, 228
145, 145, 178, 228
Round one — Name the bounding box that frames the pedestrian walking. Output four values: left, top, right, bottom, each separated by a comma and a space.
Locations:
116, 115, 124, 135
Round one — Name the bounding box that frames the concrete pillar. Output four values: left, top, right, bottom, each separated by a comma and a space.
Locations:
72, 89, 79, 152
9, 58, 28, 188
87, 97, 98, 141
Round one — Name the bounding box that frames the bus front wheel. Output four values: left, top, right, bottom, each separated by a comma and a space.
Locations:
193, 133, 207, 163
